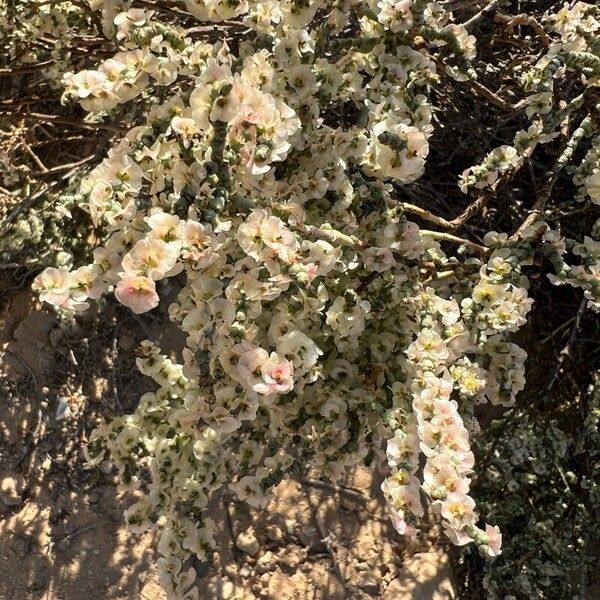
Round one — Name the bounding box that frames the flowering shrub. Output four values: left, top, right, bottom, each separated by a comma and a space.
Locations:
2, 0, 597, 597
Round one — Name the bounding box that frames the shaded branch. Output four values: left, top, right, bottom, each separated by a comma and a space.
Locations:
512, 114, 595, 239
0, 111, 123, 132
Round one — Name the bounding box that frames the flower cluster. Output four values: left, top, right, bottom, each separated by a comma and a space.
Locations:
542, 220, 600, 312
573, 134, 600, 205
460, 2, 600, 199
380, 236, 531, 557
61, 8, 192, 112
459, 145, 521, 193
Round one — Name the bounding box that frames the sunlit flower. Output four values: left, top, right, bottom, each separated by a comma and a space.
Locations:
115, 274, 160, 313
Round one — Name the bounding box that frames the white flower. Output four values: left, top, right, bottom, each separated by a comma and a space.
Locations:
276, 330, 322, 376
237, 347, 294, 395
585, 171, 600, 204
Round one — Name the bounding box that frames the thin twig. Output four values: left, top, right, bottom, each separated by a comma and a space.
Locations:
4, 349, 38, 387
0, 96, 62, 107
58, 522, 100, 548
110, 327, 123, 413
540, 315, 577, 344
133, 0, 193, 19
433, 56, 523, 112
70, 0, 104, 37
546, 297, 587, 395
399, 202, 453, 229
494, 12, 550, 50
29, 154, 96, 176
467, 78, 525, 112
0, 111, 123, 132
420, 229, 489, 255
21, 140, 48, 172
462, 0, 499, 29
314, 516, 347, 591
0, 60, 54, 75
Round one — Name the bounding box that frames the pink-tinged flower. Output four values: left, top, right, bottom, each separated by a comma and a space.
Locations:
454, 449, 475, 473
285, 262, 315, 285
442, 522, 472, 546
257, 352, 294, 395
416, 372, 453, 405
71, 265, 104, 300
181, 221, 216, 267
386, 433, 420, 470
382, 474, 425, 518
433, 398, 459, 420
261, 217, 297, 260
483, 524, 502, 557
419, 420, 442, 451
423, 456, 470, 497
406, 329, 450, 364
237, 347, 294, 395
389, 507, 417, 537
440, 424, 471, 455
121, 238, 180, 280
237, 209, 298, 264
115, 274, 159, 314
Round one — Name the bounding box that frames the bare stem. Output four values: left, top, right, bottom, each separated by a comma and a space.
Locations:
420, 229, 489, 255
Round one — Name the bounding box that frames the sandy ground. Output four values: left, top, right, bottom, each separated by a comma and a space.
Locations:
0, 290, 455, 600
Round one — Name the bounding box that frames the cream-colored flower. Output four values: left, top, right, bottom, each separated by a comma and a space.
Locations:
115, 274, 160, 313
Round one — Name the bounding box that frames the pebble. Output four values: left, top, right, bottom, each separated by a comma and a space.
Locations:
118, 334, 136, 351
10, 536, 28, 558
356, 569, 379, 595
236, 526, 260, 556
58, 538, 70, 551
31, 569, 50, 590
277, 544, 304, 569
255, 550, 274, 573
239, 564, 253, 578
100, 460, 113, 474
0, 474, 26, 506
265, 524, 283, 542
297, 525, 320, 548
284, 519, 295, 534
49, 328, 64, 347
219, 580, 234, 599
257, 550, 273, 565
